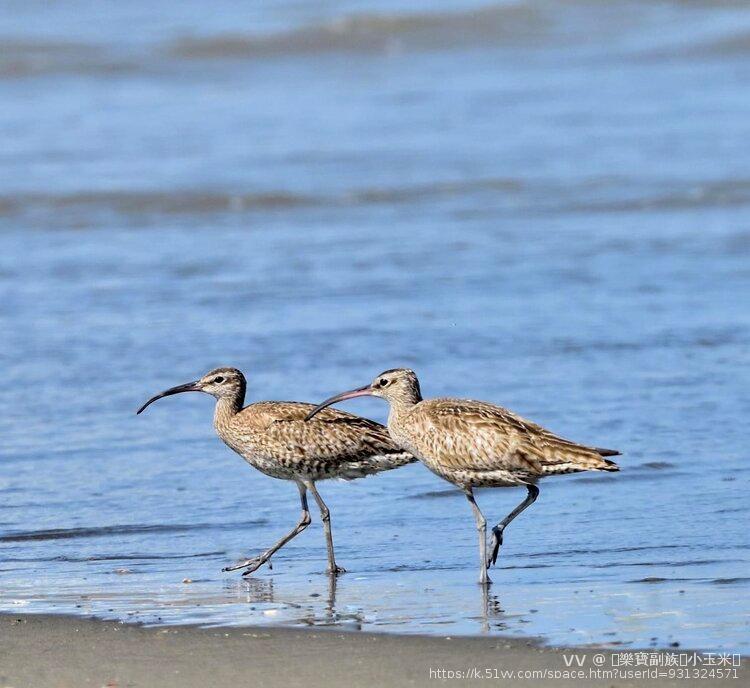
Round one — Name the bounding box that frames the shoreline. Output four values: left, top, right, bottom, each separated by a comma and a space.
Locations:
1, 613, 744, 688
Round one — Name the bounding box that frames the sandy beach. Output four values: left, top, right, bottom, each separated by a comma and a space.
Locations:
0, 614, 744, 688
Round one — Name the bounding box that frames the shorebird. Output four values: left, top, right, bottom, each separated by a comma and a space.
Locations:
306, 368, 620, 584
136, 367, 414, 576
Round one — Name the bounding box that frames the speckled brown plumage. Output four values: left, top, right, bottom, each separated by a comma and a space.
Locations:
306, 368, 621, 585
215, 400, 415, 482
137, 367, 414, 576
387, 397, 619, 490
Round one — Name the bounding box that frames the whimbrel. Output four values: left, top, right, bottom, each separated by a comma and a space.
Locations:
137, 367, 414, 576
306, 368, 620, 584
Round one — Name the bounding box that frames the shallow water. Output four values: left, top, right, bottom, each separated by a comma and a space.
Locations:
1, 0, 749, 650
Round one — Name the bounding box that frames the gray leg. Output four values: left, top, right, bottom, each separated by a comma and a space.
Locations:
487, 484, 539, 568
306, 481, 346, 575
223, 482, 311, 575
464, 487, 490, 585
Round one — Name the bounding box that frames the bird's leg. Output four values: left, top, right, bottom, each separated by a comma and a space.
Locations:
305, 481, 346, 575
487, 484, 539, 568
464, 487, 490, 585
223, 482, 311, 575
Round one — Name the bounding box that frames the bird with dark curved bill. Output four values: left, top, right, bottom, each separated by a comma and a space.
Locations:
137, 367, 415, 576
306, 368, 620, 584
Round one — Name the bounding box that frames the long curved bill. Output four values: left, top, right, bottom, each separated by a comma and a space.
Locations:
136, 381, 201, 415
304, 385, 373, 421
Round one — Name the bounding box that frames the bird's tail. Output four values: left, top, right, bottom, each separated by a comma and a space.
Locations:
540, 444, 621, 476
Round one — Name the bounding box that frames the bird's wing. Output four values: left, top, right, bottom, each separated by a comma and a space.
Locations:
240, 402, 415, 471
409, 399, 543, 474
411, 398, 616, 474
481, 403, 621, 467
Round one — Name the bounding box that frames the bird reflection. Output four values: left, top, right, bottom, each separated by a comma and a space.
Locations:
241, 576, 275, 604
228, 572, 362, 629
480, 586, 506, 633
325, 570, 338, 621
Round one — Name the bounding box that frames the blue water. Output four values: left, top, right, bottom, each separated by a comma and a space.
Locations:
1, 0, 749, 651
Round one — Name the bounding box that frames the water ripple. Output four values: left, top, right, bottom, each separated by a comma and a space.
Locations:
1, 521, 266, 543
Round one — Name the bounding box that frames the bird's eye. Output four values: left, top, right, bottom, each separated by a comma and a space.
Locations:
379, 378, 388, 387
214, 376, 225, 384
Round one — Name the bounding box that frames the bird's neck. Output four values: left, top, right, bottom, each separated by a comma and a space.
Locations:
213, 392, 244, 432
387, 394, 420, 427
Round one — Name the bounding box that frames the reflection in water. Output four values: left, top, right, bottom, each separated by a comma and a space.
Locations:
239, 577, 276, 605
480, 586, 507, 634
227, 573, 364, 629
325, 573, 338, 625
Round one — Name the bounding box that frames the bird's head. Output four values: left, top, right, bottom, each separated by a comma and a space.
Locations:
137, 367, 246, 414
366, 368, 422, 403
305, 368, 421, 421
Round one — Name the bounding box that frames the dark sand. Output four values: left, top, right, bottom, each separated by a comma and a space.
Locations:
0, 614, 744, 688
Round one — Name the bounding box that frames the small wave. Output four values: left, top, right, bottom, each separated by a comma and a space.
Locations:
0, 3, 564, 79
593, 559, 735, 569
5, 177, 750, 227
385, 562, 464, 572
711, 577, 750, 585
641, 461, 675, 470
716, 506, 750, 514
572, 473, 622, 484
0, 179, 521, 220
0, 40, 138, 78
550, 327, 747, 359
409, 488, 462, 499
631, 576, 707, 584
6, 3, 750, 81
565, 180, 750, 213
576, 466, 685, 484
352, 178, 521, 202
526, 544, 685, 558
0, 520, 266, 542
700, 31, 750, 57
3, 551, 225, 562
170, 4, 548, 60
0, 190, 314, 217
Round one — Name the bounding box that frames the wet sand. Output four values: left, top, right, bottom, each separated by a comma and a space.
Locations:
1, 614, 744, 688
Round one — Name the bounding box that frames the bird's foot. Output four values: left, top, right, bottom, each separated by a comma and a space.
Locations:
241, 556, 272, 576
327, 565, 347, 575
486, 527, 504, 569
222, 554, 271, 575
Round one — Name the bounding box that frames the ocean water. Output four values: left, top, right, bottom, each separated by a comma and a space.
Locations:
1, 0, 749, 651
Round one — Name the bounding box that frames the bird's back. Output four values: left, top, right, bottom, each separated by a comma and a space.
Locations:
218, 401, 415, 481
396, 397, 619, 484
